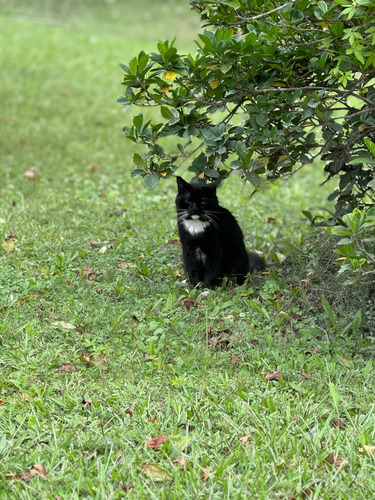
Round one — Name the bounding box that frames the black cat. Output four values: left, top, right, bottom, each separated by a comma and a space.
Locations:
175, 176, 265, 289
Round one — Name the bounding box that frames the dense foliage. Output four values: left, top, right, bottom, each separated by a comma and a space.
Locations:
119, 0, 375, 221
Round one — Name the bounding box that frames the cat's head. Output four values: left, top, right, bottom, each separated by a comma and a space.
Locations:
175, 176, 221, 224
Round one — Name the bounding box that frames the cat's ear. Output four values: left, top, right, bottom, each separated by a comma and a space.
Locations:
208, 178, 222, 190
176, 176, 191, 194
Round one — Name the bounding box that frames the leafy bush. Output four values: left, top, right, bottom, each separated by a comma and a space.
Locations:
329, 205, 375, 283
119, 0, 375, 220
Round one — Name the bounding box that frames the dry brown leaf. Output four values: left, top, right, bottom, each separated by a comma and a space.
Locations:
291, 313, 308, 320
249, 339, 259, 346
324, 454, 344, 470
241, 435, 251, 446
301, 370, 312, 379
331, 417, 346, 428
311, 346, 319, 354
172, 457, 190, 470
76, 266, 96, 279
24, 170, 35, 180
57, 363, 78, 374
146, 435, 169, 449
6, 463, 47, 482
180, 296, 203, 312
231, 353, 244, 365
265, 370, 283, 381
29, 464, 48, 479
340, 357, 349, 364
202, 467, 211, 481
121, 485, 135, 492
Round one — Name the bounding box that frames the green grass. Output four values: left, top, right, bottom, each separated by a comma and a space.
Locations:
1, 1, 375, 498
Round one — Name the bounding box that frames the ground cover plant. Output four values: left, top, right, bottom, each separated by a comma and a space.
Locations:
0, 1, 375, 498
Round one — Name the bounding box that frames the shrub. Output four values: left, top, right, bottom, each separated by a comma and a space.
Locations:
119, 0, 375, 221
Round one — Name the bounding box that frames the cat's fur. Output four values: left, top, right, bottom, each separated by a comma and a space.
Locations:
175, 176, 265, 289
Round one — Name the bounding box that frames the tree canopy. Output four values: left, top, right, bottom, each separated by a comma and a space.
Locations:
119, 0, 375, 221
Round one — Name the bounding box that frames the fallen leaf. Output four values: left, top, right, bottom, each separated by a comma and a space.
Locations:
29, 464, 48, 479
90, 353, 108, 371
57, 363, 78, 374
76, 266, 96, 279
146, 435, 169, 449
24, 170, 35, 180
172, 457, 190, 470
231, 353, 244, 364
301, 370, 312, 379
121, 485, 135, 492
2, 238, 14, 253
126, 408, 133, 417
359, 445, 375, 457
291, 313, 308, 320
202, 466, 211, 481
52, 321, 77, 331
241, 435, 251, 446
265, 370, 283, 381
141, 463, 171, 481
98, 245, 107, 254
331, 417, 345, 428
20, 393, 35, 402
340, 357, 349, 364
323, 454, 344, 470
180, 297, 203, 312
6, 463, 47, 482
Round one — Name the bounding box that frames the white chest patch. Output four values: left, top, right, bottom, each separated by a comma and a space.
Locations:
183, 218, 210, 236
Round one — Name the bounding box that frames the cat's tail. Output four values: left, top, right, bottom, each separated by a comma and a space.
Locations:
248, 252, 266, 273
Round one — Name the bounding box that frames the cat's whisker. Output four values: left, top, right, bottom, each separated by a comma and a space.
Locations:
203, 213, 219, 229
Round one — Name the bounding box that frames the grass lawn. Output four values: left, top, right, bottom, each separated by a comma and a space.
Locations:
1, 1, 375, 498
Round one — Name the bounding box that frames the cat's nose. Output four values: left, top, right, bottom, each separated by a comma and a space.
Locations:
191, 203, 198, 211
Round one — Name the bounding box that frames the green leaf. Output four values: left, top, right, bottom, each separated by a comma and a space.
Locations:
160, 106, 174, 120
256, 114, 268, 127
352, 309, 362, 334
246, 171, 260, 188
133, 153, 146, 167
138, 53, 149, 74
329, 382, 340, 407
129, 56, 138, 75
144, 173, 160, 190
365, 138, 375, 157
321, 295, 335, 325
133, 114, 144, 130
249, 299, 269, 319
